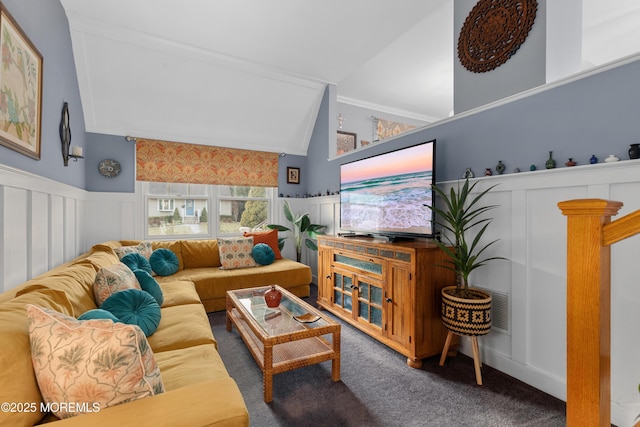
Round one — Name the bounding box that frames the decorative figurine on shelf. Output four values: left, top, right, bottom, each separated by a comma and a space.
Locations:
513, 167, 521, 173
463, 167, 474, 179
484, 168, 492, 176
565, 158, 577, 167
495, 160, 505, 174
629, 144, 640, 159
530, 164, 537, 171
589, 155, 598, 164
545, 151, 556, 169
604, 154, 619, 163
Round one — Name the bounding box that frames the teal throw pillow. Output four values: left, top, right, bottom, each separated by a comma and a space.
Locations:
252, 243, 275, 265
149, 248, 179, 276
78, 309, 121, 323
101, 288, 161, 337
133, 269, 164, 306
121, 252, 153, 275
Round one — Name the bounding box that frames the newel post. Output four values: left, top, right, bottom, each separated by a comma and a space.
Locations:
558, 199, 623, 427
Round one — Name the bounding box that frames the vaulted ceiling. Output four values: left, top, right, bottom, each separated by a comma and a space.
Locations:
60, 0, 640, 156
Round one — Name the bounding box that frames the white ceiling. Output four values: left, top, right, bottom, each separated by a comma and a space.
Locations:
59, 0, 640, 155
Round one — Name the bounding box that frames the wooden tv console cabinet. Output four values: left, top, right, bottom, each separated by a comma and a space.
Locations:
317, 235, 457, 368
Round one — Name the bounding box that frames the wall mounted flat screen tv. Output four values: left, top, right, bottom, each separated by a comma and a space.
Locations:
339, 140, 436, 240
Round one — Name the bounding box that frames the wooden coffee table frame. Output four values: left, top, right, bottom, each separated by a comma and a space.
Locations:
226, 285, 341, 403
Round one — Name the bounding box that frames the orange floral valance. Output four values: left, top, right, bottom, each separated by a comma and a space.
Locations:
136, 138, 278, 187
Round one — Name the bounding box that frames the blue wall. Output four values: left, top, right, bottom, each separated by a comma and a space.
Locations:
454, 0, 547, 114
0, 0, 87, 189
305, 56, 640, 191
3, 0, 640, 196
85, 133, 135, 192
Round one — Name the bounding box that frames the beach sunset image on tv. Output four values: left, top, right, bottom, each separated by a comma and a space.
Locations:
340, 141, 435, 238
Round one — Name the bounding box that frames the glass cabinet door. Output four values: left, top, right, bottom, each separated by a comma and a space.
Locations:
357, 277, 383, 329
332, 269, 354, 314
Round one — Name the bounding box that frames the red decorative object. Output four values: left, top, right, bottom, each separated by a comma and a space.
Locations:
458, 0, 538, 73
264, 285, 282, 308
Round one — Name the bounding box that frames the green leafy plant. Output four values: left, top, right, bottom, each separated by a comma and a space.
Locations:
267, 200, 326, 263
426, 178, 505, 298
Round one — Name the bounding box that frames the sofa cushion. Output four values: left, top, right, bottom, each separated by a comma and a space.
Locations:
113, 241, 153, 260
150, 248, 180, 276
180, 239, 221, 268
121, 252, 153, 275
78, 308, 121, 322
252, 243, 275, 265
217, 236, 258, 270
85, 245, 121, 269
27, 304, 164, 419
17, 260, 101, 316
93, 262, 141, 307
154, 344, 230, 391
147, 304, 216, 352
0, 289, 73, 427
244, 229, 282, 259
101, 288, 162, 337
133, 269, 165, 306
160, 259, 311, 303
157, 280, 201, 307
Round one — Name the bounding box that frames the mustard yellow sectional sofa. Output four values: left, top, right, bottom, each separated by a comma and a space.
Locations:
122, 238, 312, 312
0, 238, 312, 426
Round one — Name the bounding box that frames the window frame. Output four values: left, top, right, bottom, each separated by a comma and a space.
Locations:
142, 182, 277, 240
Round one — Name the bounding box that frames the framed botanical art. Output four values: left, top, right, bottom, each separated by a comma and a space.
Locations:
337, 131, 356, 155
286, 167, 300, 184
0, 4, 43, 160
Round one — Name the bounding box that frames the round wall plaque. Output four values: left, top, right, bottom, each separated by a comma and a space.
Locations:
458, 0, 537, 73
98, 159, 121, 178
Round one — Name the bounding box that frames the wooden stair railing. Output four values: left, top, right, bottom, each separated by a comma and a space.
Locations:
559, 199, 640, 427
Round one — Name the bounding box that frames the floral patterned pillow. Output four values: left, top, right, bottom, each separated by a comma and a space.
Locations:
113, 241, 153, 260
27, 305, 164, 419
217, 236, 258, 270
93, 262, 141, 306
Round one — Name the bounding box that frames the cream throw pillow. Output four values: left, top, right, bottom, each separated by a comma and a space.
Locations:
93, 262, 141, 306
113, 241, 153, 260
217, 236, 258, 269
27, 305, 164, 419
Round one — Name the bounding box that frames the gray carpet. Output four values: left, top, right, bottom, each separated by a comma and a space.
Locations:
208, 286, 566, 427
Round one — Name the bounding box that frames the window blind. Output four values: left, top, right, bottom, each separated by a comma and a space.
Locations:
136, 138, 278, 187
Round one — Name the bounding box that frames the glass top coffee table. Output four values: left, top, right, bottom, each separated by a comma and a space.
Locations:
226, 285, 341, 403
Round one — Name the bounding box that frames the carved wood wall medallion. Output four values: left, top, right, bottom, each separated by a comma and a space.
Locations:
458, 0, 537, 73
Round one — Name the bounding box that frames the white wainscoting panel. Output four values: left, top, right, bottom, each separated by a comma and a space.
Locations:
2, 186, 28, 291
83, 192, 138, 248
30, 191, 50, 278
0, 165, 85, 293
50, 195, 65, 269
2, 160, 640, 426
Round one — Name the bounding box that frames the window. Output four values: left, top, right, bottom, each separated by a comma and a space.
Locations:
157, 199, 174, 212
146, 183, 209, 237
218, 186, 269, 234
143, 182, 275, 239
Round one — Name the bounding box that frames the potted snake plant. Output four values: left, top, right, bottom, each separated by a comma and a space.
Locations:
426, 178, 505, 336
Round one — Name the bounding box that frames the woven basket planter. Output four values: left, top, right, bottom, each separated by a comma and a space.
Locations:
441, 286, 492, 336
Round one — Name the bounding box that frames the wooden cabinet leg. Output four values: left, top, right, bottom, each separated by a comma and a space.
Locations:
439, 330, 454, 366
407, 357, 423, 369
